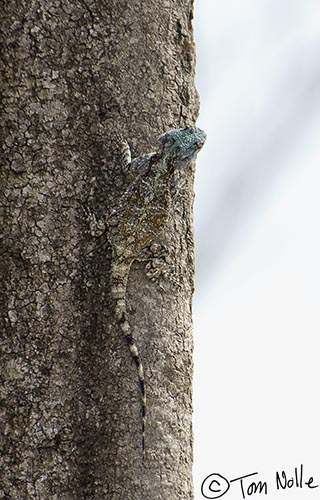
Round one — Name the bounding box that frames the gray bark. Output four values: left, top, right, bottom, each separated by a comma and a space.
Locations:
1, 1, 199, 498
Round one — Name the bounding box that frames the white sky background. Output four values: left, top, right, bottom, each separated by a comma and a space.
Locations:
193, 1, 320, 499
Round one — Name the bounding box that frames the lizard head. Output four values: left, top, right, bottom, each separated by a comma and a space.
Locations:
157, 126, 206, 168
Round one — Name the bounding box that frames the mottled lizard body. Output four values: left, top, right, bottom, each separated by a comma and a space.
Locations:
107, 126, 206, 457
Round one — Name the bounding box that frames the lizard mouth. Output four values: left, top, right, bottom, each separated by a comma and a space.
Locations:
196, 139, 205, 150
196, 130, 207, 147
192, 140, 205, 154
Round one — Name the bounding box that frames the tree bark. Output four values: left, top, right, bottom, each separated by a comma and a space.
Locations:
1, 1, 199, 498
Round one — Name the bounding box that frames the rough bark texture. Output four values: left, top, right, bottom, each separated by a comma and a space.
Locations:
1, 1, 199, 498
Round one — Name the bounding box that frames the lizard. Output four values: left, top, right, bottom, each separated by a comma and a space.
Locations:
106, 126, 206, 458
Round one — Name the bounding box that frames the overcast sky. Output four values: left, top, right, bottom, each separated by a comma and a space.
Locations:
193, 2, 320, 499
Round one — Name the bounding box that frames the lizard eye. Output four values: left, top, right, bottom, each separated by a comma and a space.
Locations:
158, 131, 175, 148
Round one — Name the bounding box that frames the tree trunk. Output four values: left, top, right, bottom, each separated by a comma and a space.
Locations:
1, 1, 199, 498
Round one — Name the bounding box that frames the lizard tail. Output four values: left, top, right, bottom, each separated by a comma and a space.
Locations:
110, 260, 146, 458
119, 312, 147, 459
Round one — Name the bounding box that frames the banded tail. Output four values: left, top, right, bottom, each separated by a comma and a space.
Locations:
110, 259, 146, 458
